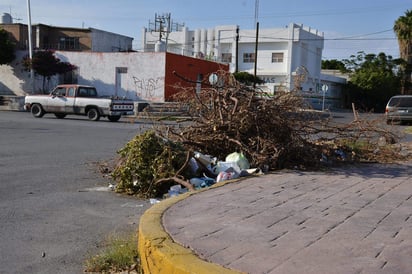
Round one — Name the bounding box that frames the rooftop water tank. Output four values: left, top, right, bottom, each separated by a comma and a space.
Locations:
155, 40, 166, 52
1, 13, 13, 24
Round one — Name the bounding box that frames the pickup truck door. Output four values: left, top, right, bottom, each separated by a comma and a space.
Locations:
64, 87, 76, 113
45, 87, 67, 113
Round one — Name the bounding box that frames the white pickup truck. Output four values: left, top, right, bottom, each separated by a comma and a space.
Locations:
24, 84, 134, 122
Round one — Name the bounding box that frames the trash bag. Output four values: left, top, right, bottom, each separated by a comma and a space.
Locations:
215, 161, 241, 174
225, 152, 250, 170
216, 167, 240, 183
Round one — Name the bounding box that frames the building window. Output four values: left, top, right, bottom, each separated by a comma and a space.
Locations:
272, 52, 284, 63
221, 53, 232, 63
117, 67, 128, 74
59, 37, 80, 50
243, 53, 255, 63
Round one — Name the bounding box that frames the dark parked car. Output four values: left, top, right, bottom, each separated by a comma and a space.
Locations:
385, 95, 412, 124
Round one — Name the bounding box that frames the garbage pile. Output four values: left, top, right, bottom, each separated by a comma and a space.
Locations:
152, 151, 261, 203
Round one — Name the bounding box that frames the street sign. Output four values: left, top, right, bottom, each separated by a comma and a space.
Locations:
209, 73, 218, 86
321, 84, 328, 92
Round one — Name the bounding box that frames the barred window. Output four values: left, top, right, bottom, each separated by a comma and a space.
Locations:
59, 37, 80, 50
243, 53, 255, 63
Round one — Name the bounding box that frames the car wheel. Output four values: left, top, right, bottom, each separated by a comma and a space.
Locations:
87, 108, 100, 121
108, 115, 121, 122
54, 113, 66, 119
31, 104, 45, 118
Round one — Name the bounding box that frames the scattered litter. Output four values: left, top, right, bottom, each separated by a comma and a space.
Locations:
194, 151, 216, 166
121, 202, 144, 208
79, 186, 112, 192
320, 153, 331, 165
189, 178, 205, 188
148, 151, 262, 204
215, 161, 241, 174
108, 183, 115, 191
168, 185, 182, 197
190, 177, 215, 188
334, 149, 346, 160
194, 151, 217, 175
149, 198, 161, 204
188, 157, 200, 174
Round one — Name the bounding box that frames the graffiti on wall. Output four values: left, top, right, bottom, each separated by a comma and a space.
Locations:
132, 76, 163, 100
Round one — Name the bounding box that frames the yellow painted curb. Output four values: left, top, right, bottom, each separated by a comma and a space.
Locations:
138, 182, 246, 274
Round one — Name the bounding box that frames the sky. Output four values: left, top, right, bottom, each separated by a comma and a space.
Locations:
1, 0, 410, 60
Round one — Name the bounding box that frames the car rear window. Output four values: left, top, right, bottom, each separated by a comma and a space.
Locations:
388, 97, 412, 107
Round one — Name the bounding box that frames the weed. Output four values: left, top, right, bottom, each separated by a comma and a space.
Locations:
84, 232, 140, 273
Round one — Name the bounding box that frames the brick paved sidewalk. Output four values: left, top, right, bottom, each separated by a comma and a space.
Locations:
163, 162, 412, 274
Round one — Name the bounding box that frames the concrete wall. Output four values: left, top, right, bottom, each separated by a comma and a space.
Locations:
164, 52, 229, 100
56, 51, 166, 101
0, 51, 34, 96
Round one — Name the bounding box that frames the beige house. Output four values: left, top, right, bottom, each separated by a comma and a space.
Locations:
1, 22, 133, 52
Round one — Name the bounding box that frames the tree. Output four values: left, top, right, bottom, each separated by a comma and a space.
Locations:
233, 71, 264, 86
0, 28, 15, 64
394, 9, 412, 94
321, 59, 348, 72
23, 50, 76, 92
342, 51, 401, 111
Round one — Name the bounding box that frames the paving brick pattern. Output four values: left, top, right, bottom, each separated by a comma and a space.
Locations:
163, 163, 412, 274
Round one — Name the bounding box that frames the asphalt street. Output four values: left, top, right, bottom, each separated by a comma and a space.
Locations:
0, 111, 152, 274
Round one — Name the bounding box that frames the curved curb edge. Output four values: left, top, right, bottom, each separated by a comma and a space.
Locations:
138, 182, 246, 274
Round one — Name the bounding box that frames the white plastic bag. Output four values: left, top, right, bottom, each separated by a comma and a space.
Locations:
225, 152, 250, 170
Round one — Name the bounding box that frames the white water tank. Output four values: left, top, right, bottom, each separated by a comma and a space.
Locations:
155, 40, 166, 52
1, 13, 13, 24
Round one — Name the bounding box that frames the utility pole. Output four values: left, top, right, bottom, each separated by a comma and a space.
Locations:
253, 22, 259, 89
253, 0, 259, 88
26, 0, 34, 93
235, 26, 239, 73
254, 0, 259, 26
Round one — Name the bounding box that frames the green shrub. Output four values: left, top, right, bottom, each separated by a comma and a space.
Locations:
111, 130, 188, 198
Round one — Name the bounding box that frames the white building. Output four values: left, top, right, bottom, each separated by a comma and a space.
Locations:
142, 22, 326, 95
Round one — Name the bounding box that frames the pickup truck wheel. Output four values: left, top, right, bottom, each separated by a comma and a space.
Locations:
108, 115, 121, 122
87, 108, 100, 121
54, 113, 66, 119
31, 104, 45, 118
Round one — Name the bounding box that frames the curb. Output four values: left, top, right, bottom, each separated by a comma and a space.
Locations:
138, 182, 246, 274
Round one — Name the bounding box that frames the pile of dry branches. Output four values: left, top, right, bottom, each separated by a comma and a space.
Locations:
109, 72, 411, 197
158, 72, 408, 170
